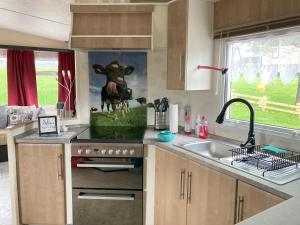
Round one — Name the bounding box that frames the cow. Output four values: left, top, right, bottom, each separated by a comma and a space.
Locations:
92, 61, 134, 117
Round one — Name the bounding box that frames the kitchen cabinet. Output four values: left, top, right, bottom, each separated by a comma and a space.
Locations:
154, 147, 236, 225
16, 144, 66, 225
236, 180, 284, 223
214, 0, 300, 33
154, 147, 188, 225
167, 0, 213, 90
70, 4, 154, 49
187, 161, 236, 225
0, 133, 6, 145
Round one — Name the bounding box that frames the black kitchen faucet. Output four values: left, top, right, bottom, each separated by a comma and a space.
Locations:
216, 98, 256, 153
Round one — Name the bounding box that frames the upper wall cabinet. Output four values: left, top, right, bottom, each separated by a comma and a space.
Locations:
167, 0, 214, 90
70, 4, 154, 49
214, 0, 300, 33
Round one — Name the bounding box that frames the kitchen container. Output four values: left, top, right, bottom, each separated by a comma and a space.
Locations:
0, 105, 8, 128
154, 111, 167, 130
158, 130, 174, 142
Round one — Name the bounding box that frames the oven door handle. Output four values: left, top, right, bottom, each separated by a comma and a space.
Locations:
78, 193, 135, 201
77, 163, 135, 169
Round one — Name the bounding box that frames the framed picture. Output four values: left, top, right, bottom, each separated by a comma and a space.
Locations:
38, 116, 58, 136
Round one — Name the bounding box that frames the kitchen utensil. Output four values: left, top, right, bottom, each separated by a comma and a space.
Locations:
154, 99, 161, 111
147, 103, 155, 108
161, 97, 169, 112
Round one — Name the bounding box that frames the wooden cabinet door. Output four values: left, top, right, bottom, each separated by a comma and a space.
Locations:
0, 133, 6, 145
236, 180, 284, 223
187, 161, 236, 225
167, 0, 188, 90
154, 147, 188, 225
17, 144, 66, 225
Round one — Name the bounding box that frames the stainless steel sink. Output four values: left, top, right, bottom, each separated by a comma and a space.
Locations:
177, 141, 234, 160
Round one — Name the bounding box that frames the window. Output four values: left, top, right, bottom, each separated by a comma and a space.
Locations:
225, 30, 300, 130
35, 51, 58, 106
0, 50, 59, 108
0, 50, 7, 105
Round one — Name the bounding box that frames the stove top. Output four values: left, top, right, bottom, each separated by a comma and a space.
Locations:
72, 126, 146, 143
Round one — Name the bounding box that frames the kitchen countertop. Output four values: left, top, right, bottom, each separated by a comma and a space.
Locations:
143, 128, 300, 225
15, 125, 89, 144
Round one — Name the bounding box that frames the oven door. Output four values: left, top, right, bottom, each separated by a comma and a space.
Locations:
72, 189, 143, 225
72, 157, 143, 190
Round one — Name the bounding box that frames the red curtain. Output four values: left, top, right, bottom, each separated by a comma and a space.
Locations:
58, 52, 76, 110
7, 50, 38, 106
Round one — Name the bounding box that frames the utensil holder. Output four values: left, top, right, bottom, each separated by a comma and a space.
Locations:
154, 111, 167, 130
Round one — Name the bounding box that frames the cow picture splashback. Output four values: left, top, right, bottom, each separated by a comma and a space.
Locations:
89, 52, 147, 127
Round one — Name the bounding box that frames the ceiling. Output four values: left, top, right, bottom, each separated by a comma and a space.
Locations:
0, 0, 173, 42
0, 0, 72, 42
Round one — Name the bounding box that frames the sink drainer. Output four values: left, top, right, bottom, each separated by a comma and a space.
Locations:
229, 145, 300, 177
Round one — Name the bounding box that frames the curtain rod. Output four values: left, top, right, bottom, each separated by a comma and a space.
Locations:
0, 45, 73, 53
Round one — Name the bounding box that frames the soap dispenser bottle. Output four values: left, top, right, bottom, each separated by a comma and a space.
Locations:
195, 114, 201, 137
184, 105, 192, 135
199, 115, 208, 139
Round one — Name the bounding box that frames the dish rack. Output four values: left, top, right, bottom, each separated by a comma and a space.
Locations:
230, 145, 300, 176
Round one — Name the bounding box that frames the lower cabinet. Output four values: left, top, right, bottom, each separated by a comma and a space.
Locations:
16, 144, 66, 225
236, 180, 284, 223
155, 147, 188, 225
154, 147, 236, 225
187, 161, 236, 225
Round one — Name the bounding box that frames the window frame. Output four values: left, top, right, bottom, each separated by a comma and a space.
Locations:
222, 28, 300, 137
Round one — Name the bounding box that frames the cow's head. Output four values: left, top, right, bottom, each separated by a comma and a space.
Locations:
93, 60, 134, 85
93, 60, 134, 96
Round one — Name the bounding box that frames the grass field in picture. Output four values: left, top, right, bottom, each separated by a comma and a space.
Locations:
0, 67, 58, 106
91, 106, 147, 127
230, 76, 300, 130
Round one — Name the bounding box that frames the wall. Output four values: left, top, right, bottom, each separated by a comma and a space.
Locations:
0, 27, 68, 49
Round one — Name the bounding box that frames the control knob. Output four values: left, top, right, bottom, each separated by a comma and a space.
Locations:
129, 149, 135, 156
101, 149, 107, 155
108, 149, 114, 155
122, 149, 128, 155
86, 149, 92, 154
116, 149, 121, 155
78, 148, 83, 155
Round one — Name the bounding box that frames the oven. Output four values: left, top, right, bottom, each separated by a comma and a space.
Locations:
71, 143, 143, 225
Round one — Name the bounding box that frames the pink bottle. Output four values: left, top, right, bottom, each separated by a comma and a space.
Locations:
184, 106, 192, 135
199, 115, 208, 139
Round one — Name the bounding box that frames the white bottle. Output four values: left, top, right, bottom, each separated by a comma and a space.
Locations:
195, 114, 201, 137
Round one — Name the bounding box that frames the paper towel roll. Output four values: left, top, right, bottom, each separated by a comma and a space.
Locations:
169, 104, 178, 134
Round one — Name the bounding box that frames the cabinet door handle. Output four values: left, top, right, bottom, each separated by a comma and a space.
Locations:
237, 196, 244, 222
179, 53, 185, 82
187, 172, 192, 204
180, 168, 186, 200
179, 54, 182, 81
57, 154, 63, 180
